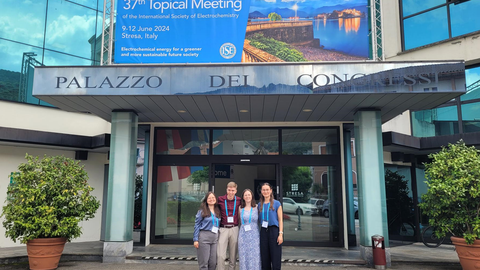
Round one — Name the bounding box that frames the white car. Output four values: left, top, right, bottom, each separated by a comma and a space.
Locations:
282, 197, 316, 215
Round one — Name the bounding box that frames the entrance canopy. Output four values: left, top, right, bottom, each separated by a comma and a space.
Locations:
33, 61, 465, 123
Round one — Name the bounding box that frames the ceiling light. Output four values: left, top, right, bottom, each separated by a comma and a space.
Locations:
302, 109, 313, 112
239, 109, 249, 113
177, 110, 187, 113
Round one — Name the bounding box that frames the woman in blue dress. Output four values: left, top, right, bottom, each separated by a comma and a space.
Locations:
193, 192, 221, 270
238, 189, 261, 270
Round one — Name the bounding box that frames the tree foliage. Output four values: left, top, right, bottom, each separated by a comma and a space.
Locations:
188, 166, 209, 184
268, 12, 282, 21
248, 33, 306, 62
385, 169, 413, 234
1, 154, 100, 243
419, 140, 480, 244
282, 166, 313, 203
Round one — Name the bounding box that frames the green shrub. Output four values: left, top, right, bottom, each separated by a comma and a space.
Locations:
1, 154, 100, 243
419, 140, 480, 244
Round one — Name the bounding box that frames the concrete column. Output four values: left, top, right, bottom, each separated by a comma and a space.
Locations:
343, 128, 356, 246
103, 111, 138, 263
354, 110, 390, 266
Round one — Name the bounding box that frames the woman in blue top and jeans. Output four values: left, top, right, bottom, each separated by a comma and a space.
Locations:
193, 192, 221, 270
258, 183, 284, 270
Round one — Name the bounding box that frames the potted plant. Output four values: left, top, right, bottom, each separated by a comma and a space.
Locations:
419, 140, 480, 270
1, 154, 100, 270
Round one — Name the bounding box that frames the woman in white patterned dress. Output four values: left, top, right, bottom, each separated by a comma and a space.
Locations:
237, 189, 261, 270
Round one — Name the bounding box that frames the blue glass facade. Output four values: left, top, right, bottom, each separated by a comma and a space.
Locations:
401, 0, 480, 51
412, 66, 480, 137
0, 0, 103, 105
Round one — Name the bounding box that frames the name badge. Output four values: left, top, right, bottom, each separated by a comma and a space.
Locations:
211, 227, 218, 234
227, 217, 234, 223
244, 224, 252, 231
262, 221, 269, 228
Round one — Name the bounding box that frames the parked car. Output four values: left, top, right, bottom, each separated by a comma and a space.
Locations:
282, 197, 316, 215
309, 198, 325, 215
322, 198, 359, 219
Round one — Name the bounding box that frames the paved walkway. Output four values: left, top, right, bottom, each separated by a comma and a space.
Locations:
0, 239, 459, 268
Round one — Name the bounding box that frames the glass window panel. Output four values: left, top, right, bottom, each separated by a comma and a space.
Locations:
43, 50, 93, 66
156, 129, 210, 155
282, 166, 339, 243
68, 0, 101, 10
282, 128, 339, 155
402, 0, 445, 17
0, 0, 47, 47
462, 66, 480, 102
0, 41, 44, 103
416, 167, 428, 225
384, 166, 415, 239
45, 0, 99, 59
212, 129, 278, 155
450, 0, 480, 37
461, 102, 480, 133
154, 165, 208, 239
404, 7, 449, 50
411, 106, 459, 137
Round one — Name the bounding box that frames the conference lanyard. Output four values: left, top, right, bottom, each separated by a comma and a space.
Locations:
241, 207, 253, 225
211, 212, 219, 234
263, 203, 270, 223
225, 197, 237, 222
211, 212, 219, 227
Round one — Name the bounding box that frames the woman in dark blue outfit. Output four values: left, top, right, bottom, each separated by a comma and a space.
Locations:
258, 183, 284, 270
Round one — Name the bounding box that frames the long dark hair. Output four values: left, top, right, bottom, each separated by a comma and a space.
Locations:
259, 183, 274, 212
240, 189, 257, 208
200, 192, 221, 218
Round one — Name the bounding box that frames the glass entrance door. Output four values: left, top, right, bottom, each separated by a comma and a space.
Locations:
212, 164, 277, 201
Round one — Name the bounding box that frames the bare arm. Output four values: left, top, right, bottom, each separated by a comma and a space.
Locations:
277, 205, 283, 245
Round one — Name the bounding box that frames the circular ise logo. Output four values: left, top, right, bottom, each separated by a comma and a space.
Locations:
220, 43, 236, 59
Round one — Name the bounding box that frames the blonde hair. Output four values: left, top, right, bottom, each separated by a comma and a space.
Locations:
227, 182, 237, 189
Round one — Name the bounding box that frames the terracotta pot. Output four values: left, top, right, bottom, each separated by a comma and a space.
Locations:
451, 236, 480, 270
26, 237, 67, 270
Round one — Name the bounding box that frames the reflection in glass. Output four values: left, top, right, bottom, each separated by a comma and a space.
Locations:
462, 66, 480, 102
411, 106, 459, 137
402, 0, 445, 17
212, 129, 278, 155
384, 167, 415, 239
155, 165, 208, 239
0, 0, 47, 47
282, 166, 338, 243
0, 43, 43, 103
282, 129, 339, 155
156, 129, 209, 155
450, 0, 480, 37
461, 103, 480, 133
45, 0, 98, 59
404, 7, 448, 50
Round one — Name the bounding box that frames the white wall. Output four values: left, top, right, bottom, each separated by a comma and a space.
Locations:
382, 110, 411, 136
0, 145, 106, 247
381, 1, 480, 66
0, 100, 111, 136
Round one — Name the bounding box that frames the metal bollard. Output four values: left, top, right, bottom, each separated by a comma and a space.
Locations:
372, 235, 386, 269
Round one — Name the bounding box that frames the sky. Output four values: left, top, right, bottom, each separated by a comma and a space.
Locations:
0, 0, 101, 71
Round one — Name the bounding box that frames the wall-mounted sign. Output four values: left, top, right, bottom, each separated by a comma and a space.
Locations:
115, 0, 369, 63
33, 62, 466, 96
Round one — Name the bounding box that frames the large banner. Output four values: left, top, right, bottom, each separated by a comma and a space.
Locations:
115, 0, 369, 63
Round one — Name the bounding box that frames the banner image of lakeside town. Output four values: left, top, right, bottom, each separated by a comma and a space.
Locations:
242, 0, 369, 62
